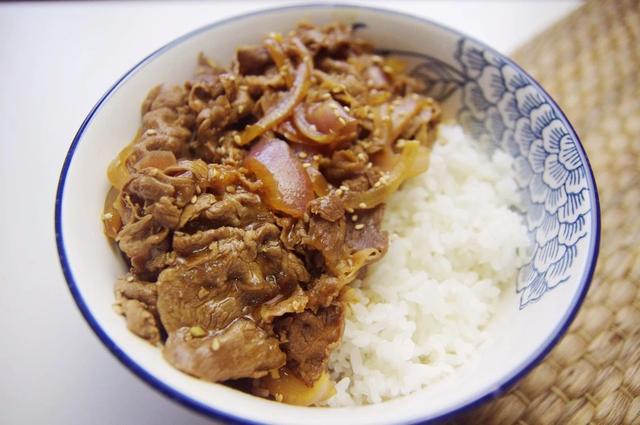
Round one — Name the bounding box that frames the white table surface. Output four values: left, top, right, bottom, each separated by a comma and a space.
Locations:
0, 1, 580, 424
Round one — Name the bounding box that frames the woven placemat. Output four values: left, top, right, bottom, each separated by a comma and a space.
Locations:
451, 1, 640, 424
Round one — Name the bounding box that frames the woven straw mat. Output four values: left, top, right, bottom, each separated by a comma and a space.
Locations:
450, 1, 640, 424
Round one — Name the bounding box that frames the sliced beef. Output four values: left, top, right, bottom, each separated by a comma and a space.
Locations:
305, 196, 346, 273
116, 215, 169, 274
236, 46, 273, 75
203, 191, 273, 228
114, 276, 161, 344
305, 275, 341, 311
274, 304, 344, 385
163, 319, 286, 382
346, 205, 389, 254
260, 286, 308, 323
157, 223, 309, 332
320, 149, 367, 183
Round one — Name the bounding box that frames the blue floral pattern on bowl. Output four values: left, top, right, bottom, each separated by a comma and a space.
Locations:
382, 39, 591, 308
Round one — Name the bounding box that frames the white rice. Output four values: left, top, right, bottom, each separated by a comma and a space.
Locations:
326, 124, 529, 406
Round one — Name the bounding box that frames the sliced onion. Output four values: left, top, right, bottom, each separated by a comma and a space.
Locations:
293, 99, 357, 145
336, 248, 382, 283
265, 37, 294, 87
107, 139, 137, 190
239, 38, 312, 146
257, 370, 335, 406
344, 140, 421, 210
244, 138, 314, 217
391, 95, 423, 140
103, 187, 122, 239
305, 166, 330, 197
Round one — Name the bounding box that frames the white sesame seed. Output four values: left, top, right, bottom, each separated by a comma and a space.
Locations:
302, 163, 311, 168
351, 214, 358, 222
357, 152, 367, 161
313, 154, 321, 161
358, 202, 367, 209
126, 275, 134, 282
145, 129, 157, 136
211, 338, 221, 351
191, 195, 197, 204
233, 134, 241, 144
346, 207, 354, 213
226, 185, 236, 193
343, 105, 350, 112
195, 186, 201, 194
338, 117, 346, 126
102, 212, 113, 220
298, 152, 308, 159
355, 224, 365, 230
374, 181, 382, 188
335, 189, 343, 196
238, 105, 244, 114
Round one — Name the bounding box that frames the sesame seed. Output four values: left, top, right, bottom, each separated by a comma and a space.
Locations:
228, 74, 235, 81
331, 87, 341, 93
357, 152, 367, 161
358, 202, 367, 209
298, 152, 308, 159
374, 181, 382, 188
195, 186, 201, 194
302, 163, 311, 168
226, 185, 236, 193
383, 65, 393, 74
211, 338, 221, 351
346, 207, 354, 213
275, 393, 284, 402
366, 162, 373, 168
102, 212, 113, 220
197, 287, 209, 299
145, 129, 157, 136
233, 134, 241, 144
190, 326, 206, 338
313, 154, 321, 161
191, 195, 197, 204
238, 105, 244, 114
322, 93, 331, 100
338, 117, 346, 125
335, 189, 343, 196
347, 258, 354, 266
126, 275, 134, 282
355, 224, 365, 230
343, 105, 350, 112
351, 214, 358, 222
239, 84, 248, 91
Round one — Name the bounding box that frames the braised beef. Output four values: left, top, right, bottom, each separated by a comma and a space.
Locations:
274, 303, 344, 385
164, 319, 286, 382
104, 20, 440, 402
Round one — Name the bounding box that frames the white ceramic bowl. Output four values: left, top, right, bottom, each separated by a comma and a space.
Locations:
55, 4, 600, 424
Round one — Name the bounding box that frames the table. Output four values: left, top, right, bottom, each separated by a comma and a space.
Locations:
0, 1, 580, 424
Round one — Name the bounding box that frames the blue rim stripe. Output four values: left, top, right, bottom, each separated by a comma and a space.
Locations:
54, 3, 600, 425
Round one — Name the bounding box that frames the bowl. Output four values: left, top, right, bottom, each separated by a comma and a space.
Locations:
55, 4, 600, 424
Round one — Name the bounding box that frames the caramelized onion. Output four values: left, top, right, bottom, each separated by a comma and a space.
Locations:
293, 100, 357, 145
244, 138, 314, 217
257, 370, 335, 406
102, 187, 122, 239
107, 141, 136, 190
265, 37, 294, 87
391, 95, 423, 140
239, 38, 312, 145
305, 166, 330, 196
336, 248, 382, 283
345, 140, 421, 209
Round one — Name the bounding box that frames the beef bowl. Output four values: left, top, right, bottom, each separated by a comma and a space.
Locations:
55, 4, 600, 424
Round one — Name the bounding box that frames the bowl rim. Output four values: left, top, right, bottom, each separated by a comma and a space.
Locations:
54, 3, 601, 424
